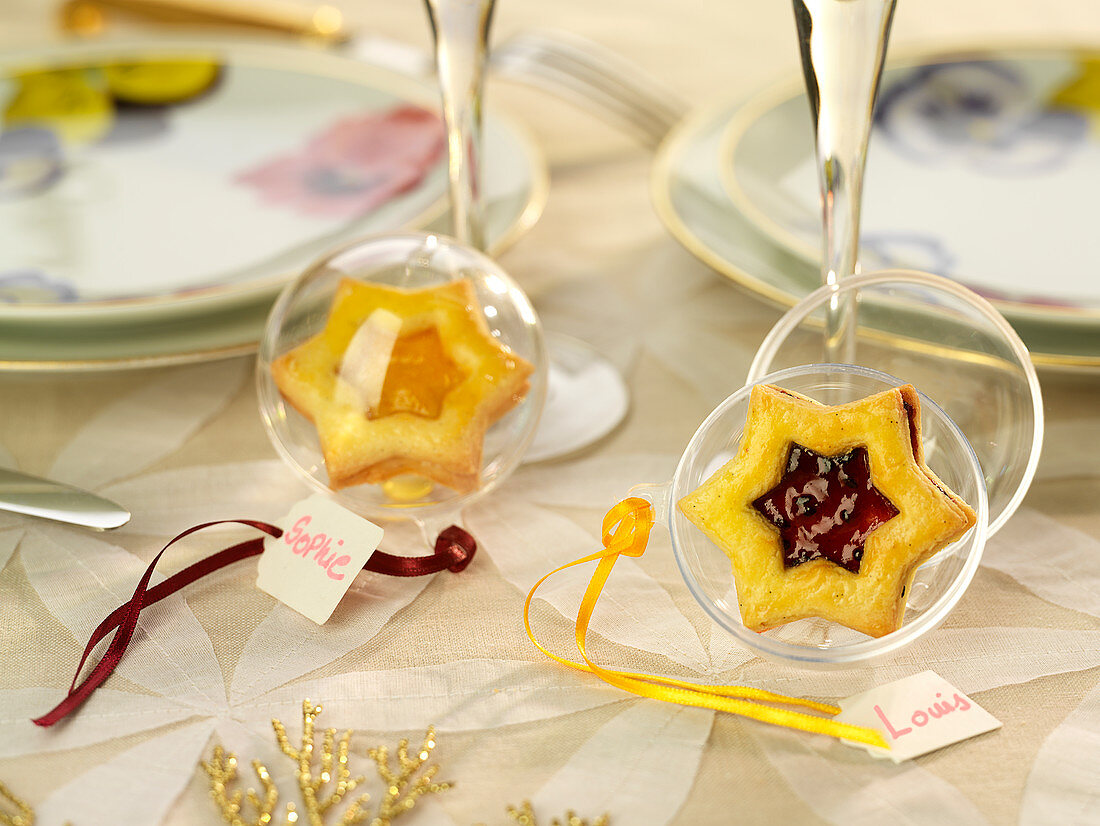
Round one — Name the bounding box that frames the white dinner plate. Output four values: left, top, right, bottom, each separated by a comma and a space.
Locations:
0, 38, 546, 370
651, 44, 1100, 370
722, 44, 1100, 323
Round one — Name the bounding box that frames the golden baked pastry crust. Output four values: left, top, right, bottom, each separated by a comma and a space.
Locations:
272, 277, 533, 493
678, 384, 977, 638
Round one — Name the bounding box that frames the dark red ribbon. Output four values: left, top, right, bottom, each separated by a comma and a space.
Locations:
33, 519, 476, 727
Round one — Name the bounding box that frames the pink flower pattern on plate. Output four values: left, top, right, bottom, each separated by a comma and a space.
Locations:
235, 104, 445, 218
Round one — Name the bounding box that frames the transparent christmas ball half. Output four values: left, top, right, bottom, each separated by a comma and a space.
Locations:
257, 232, 547, 525
748, 269, 1043, 538
650, 362, 989, 669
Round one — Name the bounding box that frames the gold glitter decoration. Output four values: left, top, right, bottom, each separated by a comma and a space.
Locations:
203, 700, 450, 826
203, 746, 280, 826
366, 727, 451, 824
273, 701, 369, 826
475, 802, 608, 826
0, 780, 34, 826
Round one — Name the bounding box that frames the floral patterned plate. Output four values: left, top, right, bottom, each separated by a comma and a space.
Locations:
653, 45, 1100, 370
0, 39, 545, 369
721, 45, 1100, 322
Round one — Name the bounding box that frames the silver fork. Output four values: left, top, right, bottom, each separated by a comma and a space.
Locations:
354, 28, 687, 147
489, 29, 687, 147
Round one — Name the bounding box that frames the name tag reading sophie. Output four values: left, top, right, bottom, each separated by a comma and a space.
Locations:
257, 494, 384, 624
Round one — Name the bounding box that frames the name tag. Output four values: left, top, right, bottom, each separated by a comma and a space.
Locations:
257, 495, 384, 624
836, 670, 1002, 762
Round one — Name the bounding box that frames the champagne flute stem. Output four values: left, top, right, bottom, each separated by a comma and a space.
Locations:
793, 0, 895, 364
425, 0, 495, 251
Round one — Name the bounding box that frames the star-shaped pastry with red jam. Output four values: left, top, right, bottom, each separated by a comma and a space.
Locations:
678, 384, 977, 638
272, 277, 533, 494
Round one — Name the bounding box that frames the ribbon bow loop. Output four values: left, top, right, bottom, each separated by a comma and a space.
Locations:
601, 497, 654, 558
525, 497, 889, 750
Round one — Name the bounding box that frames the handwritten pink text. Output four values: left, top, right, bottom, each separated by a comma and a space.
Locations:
283, 515, 352, 581
874, 691, 972, 740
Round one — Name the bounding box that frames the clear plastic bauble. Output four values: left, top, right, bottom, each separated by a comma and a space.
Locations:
638, 362, 988, 668
749, 269, 1043, 537
638, 270, 1042, 667
257, 232, 547, 529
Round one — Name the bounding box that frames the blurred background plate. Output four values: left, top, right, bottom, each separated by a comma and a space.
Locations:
0, 38, 546, 369
652, 47, 1100, 371
722, 44, 1100, 324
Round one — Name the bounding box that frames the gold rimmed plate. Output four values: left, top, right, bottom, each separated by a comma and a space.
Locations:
652, 42, 1100, 370
0, 38, 547, 370
721, 43, 1100, 325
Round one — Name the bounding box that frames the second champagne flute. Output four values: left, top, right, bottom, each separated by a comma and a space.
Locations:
793, 0, 896, 364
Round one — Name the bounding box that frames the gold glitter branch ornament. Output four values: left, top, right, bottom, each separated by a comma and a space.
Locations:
499, 802, 609, 826
203, 700, 450, 826
273, 701, 369, 825
367, 729, 450, 823
204, 747, 279, 826
0, 780, 34, 826
3, 707, 605, 826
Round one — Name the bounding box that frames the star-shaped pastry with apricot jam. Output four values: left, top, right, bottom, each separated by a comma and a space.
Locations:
272, 277, 533, 494
678, 384, 977, 638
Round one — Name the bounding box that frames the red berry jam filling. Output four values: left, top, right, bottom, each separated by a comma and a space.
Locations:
752, 443, 899, 573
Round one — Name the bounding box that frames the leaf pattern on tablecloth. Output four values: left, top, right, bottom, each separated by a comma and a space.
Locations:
738, 628, 1100, 699
8, 369, 679, 823
704, 623, 756, 672
5, 467, 452, 825
34, 721, 216, 826
229, 576, 432, 703
748, 725, 991, 826
466, 466, 1100, 821
508, 453, 679, 510
7, 313, 1100, 826
48, 360, 248, 489
6, 519, 449, 823
531, 702, 714, 826
0, 527, 22, 573
20, 525, 227, 710
0, 688, 197, 759
103, 460, 309, 535
240, 660, 624, 733
1019, 677, 1100, 826
981, 508, 1100, 618
467, 496, 710, 672
466, 434, 1100, 822
200, 714, 304, 795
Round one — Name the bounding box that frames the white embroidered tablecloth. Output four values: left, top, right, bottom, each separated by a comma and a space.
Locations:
1, 1, 1099, 823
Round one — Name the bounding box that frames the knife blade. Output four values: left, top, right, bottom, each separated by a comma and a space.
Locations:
59, 0, 431, 74
59, 0, 349, 42
0, 468, 131, 530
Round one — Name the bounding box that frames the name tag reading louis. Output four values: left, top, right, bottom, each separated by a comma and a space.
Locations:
257, 495, 384, 624
835, 670, 1002, 762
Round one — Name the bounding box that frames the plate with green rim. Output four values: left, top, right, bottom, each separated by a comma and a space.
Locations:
652, 44, 1100, 371
0, 38, 546, 370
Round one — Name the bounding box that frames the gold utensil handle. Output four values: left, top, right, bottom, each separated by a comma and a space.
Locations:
61, 0, 348, 41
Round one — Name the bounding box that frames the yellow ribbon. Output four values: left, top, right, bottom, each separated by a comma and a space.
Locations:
523, 497, 888, 749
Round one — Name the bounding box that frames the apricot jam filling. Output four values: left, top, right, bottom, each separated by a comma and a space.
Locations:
373, 325, 466, 420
